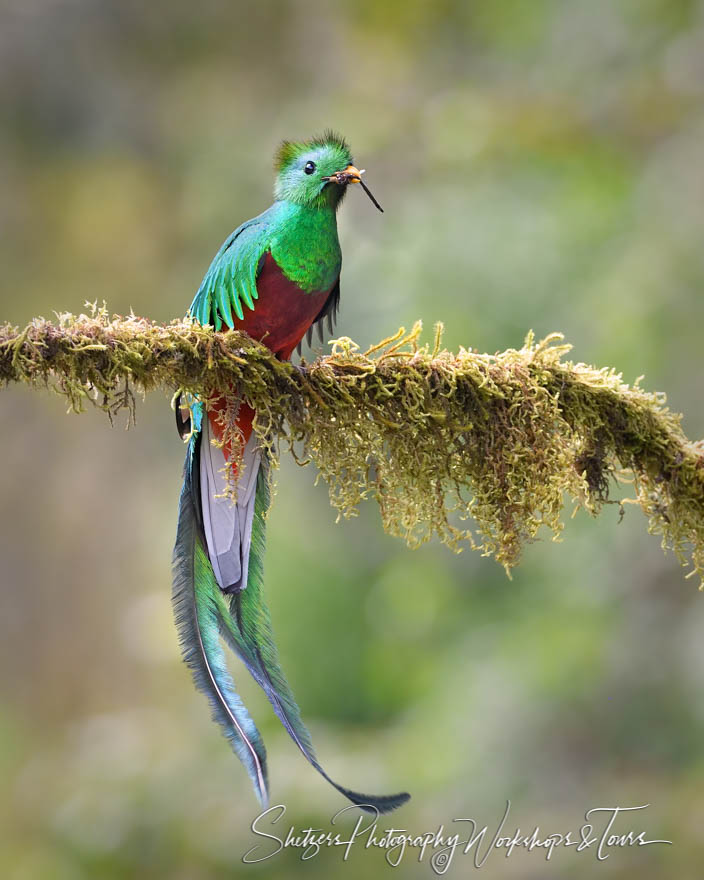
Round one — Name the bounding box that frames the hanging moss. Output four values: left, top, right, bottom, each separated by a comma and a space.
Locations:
2, 306, 703, 583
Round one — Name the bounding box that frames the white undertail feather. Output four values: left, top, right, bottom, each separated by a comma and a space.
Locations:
199, 417, 260, 592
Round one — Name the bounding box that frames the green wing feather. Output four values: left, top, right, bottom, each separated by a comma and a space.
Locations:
189, 212, 270, 329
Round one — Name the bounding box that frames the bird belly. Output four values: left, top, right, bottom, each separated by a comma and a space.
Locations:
234, 252, 332, 360
209, 252, 333, 458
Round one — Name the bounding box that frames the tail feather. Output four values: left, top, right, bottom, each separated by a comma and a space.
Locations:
172, 435, 269, 807
217, 458, 410, 815
174, 407, 410, 814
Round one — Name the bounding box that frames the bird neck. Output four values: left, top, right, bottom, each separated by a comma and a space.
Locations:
269, 200, 342, 294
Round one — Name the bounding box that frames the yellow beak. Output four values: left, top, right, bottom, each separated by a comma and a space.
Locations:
323, 164, 384, 212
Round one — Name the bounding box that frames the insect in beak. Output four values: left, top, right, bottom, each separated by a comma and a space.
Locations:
322, 164, 384, 213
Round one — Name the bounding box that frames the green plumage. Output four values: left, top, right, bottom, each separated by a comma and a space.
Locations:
172, 433, 268, 804
174, 427, 409, 813
218, 462, 409, 813
274, 130, 350, 173
174, 133, 408, 814
191, 199, 342, 331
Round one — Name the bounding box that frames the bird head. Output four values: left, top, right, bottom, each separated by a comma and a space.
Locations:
273, 130, 383, 212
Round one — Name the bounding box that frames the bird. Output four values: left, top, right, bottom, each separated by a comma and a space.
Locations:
172, 131, 409, 815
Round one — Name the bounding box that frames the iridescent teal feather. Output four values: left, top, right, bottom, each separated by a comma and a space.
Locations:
190, 217, 267, 329
189, 199, 343, 330
172, 435, 268, 806
218, 460, 410, 814
173, 427, 410, 814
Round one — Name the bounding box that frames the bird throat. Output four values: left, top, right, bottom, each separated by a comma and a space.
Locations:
269, 200, 342, 294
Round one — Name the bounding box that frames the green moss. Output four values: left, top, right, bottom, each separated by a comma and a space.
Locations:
2, 306, 703, 583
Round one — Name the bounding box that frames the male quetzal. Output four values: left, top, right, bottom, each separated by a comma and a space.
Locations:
172, 132, 409, 814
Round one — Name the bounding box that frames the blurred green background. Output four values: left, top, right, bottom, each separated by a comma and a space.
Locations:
1, 1, 704, 877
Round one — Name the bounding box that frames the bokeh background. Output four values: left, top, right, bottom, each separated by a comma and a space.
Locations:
1, 1, 704, 877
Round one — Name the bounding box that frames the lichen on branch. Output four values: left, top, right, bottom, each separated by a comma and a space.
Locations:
2, 307, 703, 583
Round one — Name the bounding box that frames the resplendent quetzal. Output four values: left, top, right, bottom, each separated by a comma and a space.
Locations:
172, 132, 409, 814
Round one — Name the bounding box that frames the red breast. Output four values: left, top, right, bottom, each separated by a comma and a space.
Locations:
209, 252, 335, 460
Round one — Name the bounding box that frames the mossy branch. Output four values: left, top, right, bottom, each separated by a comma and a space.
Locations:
2, 307, 704, 583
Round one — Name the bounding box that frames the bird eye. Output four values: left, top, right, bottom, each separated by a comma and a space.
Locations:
304, 161, 316, 175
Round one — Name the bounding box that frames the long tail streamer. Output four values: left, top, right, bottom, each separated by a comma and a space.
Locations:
173, 413, 410, 814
